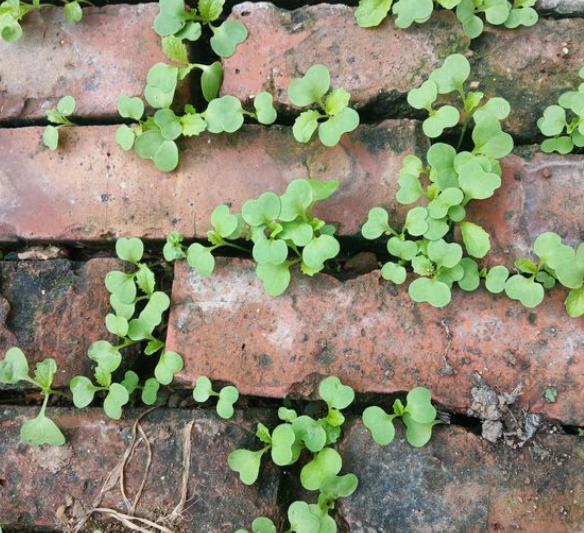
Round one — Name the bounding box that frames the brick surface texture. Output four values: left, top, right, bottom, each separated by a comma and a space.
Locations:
167, 259, 584, 425
0, 407, 281, 531
1, 2, 584, 532
0, 259, 117, 388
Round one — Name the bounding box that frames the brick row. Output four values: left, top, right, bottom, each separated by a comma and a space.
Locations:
167, 258, 584, 426
338, 421, 584, 531
0, 4, 170, 122
538, 0, 584, 15
222, 3, 584, 139
1, 125, 582, 267
0, 407, 280, 531
0, 259, 115, 388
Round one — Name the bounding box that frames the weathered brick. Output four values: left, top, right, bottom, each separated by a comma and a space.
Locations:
467, 152, 584, 264
338, 421, 584, 531
167, 259, 584, 425
537, 0, 584, 15
222, 3, 583, 139
0, 121, 426, 242
0, 259, 116, 387
221, 3, 469, 114
0, 4, 170, 122
471, 17, 584, 139
0, 407, 280, 531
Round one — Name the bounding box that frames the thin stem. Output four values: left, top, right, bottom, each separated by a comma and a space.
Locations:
38, 393, 50, 417
456, 119, 468, 151
222, 242, 252, 254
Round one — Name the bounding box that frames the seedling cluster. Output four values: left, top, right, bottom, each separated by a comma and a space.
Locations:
164, 178, 341, 296
537, 66, 584, 154
355, 0, 538, 38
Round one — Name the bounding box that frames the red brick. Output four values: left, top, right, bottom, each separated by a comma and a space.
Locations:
0, 121, 426, 242
467, 152, 584, 265
0, 407, 280, 531
0, 259, 117, 388
221, 4, 469, 114
222, 4, 583, 139
338, 421, 584, 531
0, 4, 172, 121
167, 259, 584, 426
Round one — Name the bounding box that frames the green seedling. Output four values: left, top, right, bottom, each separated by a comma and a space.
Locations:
288, 64, 360, 147
538, 66, 584, 154
354, 0, 538, 38
192, 375, 239, 419
154, 0, 248, 59
501, 232, 583, 317
0, 348, 66, 446
166, 178, 340, 296
70, 237, 183, 419
363, 387, 438, 448
231, 377, 357, 533
43, 96, 77, 150
362, 54, 513, 308
0, 0, 84, 43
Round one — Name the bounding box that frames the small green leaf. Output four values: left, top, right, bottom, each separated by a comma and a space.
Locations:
271, 423, 297, 465
117, 96, 144, 120
355, 0, 393, 27
302, 235, 340, 272
408, 277, 451, 308
319, 376, 355, 409
402, 413, 434, 448
459, 221, 490, 258
43, 126, 59, 150
70, 376, 97, 408
105, 313, 129, 337
201, 61, 223, 102
429, 54, 470, 94
504, 275, 545, 308
21, 414, 66, 446
361, 207, 391, 240
381, 262, 407, 284
565, 286, 584, 318
142, 377, 160, 405
115, 125, 136, 151
300, 448, 342, 491
103, 383, 130, 420
405, 387, 436, 424
242, 192, 281, 227
116, 237, 144, 264
217, 385, 239, 419
363, 406, 395, 445
121, 371, 140, 394
187, 243, 215, 277
193, 376, 214, 402
254, 92, 277, 125
393, 0, 434, 28
318, 107, 360, 147
88, 341, 122, 374
292, 110, 321, 144
154, 351, 184, 386
485, 265, 509, 294
153, 0, 187, 37
256, 262, 291, 296
210, 19, 248, 58
228, 448, 265, 485
0, 347, 29, 384
144, 63, 179, 109
292, 415, 327, 452
57, 95, 76, 116
288, 64, 330, 107
198, 0, 224, 23
205, 95, 244, 133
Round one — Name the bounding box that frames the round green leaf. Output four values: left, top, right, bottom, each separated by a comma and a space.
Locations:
254, 92, 277, 125
21, 414, 66, 446
256, 262, 291, 296
217, 385, 239, 419
205, 95, 244, 133
271, 423, 297, 465
300, 448, 342, 491
210, 19, 248, 58
0, 347, 30, 384
429, 53, 470, 94
302, 235, 340, 271
57, 95, 76, 116
408, 277, 452, 308
117, 96, 144, 121
43, 126, 59, 151
142, 377, 160, 405
485, 265, 509, 294
193, 375, 214, 402
381, 261, 407, 284
242, 192, 281, 227
187, 243, 215, 277
319, 376, 355, 409
228, 448, 264, 485
292, 110, 321, 144
362, 406, 396, 445
405, 387, 436, 424
116, 237, 144, 263
318, 107, 359, 147
504, 275, 545, 308
355, 0, 393, 27
115, 125, 136, 151
87, 340, 122, 373
361, 207, 391, 240
154, 351, 184, 386
103, 383, 130, 420
459, 221, 491, 258
288, 64, 330, 107
70, 376, 97, 408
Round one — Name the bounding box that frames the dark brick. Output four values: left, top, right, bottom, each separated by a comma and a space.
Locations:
0, 407, 281, 531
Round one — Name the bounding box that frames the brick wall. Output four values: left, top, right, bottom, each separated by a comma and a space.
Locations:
1, 1, 583, 531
